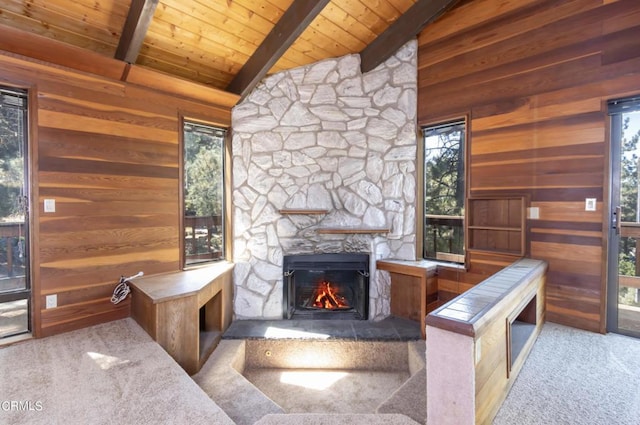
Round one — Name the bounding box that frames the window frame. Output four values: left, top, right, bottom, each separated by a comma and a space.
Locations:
0, 85, 32, 338
180, 117, 229, 269
419, 116, 469, 266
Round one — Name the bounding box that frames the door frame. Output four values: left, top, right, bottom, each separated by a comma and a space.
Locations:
606, 96, 640, 337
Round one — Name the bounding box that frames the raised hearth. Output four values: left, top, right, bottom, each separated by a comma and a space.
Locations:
222, 316, 421, 341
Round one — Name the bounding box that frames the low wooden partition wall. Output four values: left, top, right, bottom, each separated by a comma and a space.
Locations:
130, 262, 234, 375
425, 258, 547, 425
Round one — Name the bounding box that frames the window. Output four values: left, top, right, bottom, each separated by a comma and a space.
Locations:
0, 87, 30, 338
423, 120, 466, 263
183, 121, 226, 267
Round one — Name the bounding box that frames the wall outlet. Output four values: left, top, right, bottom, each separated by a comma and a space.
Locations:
44, 199, 56, 213
45, 294, 57, 309
585, 198, 597, 211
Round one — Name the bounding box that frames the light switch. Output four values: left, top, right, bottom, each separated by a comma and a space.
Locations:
44, 199, 56, 213
527, 207, 540, 219
585, 198, 596, 211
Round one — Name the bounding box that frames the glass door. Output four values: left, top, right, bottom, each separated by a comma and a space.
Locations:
0, 88, 30, 339
608, 97, 640, 337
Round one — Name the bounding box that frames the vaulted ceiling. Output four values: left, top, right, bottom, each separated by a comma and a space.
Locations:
0, 0, 461, 98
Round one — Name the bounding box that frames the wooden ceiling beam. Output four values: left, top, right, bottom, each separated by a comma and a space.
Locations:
360, 0, 462, 73
115, 0, 159, 64
226, 0, 331, 98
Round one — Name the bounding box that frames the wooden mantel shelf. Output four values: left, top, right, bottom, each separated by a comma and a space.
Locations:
278, 209, 329, 215
278, 209, 389, 234
317, 227, 390, 234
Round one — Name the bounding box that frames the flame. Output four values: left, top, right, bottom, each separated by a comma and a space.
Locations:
312, 281, 349, 309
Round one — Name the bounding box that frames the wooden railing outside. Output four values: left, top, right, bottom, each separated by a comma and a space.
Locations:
0, 223, 23, 278
425, 214, 464, 262
184, 215, 223, 262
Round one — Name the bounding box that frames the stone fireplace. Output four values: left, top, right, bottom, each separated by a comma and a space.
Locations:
231, 40, 418, 322
283, 253, 369, 320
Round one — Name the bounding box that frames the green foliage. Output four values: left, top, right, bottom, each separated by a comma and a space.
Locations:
183, 123, 225, 264
618, 116, 640, 306
0, 104, 23, 167
423, 122, 465, 259
620, 117, 639, 222
0, 99, 26, 221
183, 126, 224, 217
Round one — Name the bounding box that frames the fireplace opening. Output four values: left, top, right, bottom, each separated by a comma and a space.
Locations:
283, 253, 369, 320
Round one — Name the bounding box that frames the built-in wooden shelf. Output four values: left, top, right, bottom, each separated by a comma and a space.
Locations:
278, 209, 329, 215
467, 196, 526, 256
317, 227, 390, 234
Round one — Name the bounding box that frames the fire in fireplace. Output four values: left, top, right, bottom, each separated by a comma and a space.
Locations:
282, 253, 369, 320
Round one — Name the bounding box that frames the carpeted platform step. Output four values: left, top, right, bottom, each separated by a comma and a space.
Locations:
193, 340, 284, 425
254, 413, 422, 425
376, 367, 426, 424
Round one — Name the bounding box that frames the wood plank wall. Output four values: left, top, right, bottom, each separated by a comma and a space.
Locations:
417, 0, 640, 332
0, 29, 236, 337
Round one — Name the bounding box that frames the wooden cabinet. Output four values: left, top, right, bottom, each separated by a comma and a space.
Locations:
130, 263, 234, 375
376, 260, 438, 339
467, 197, 526, 256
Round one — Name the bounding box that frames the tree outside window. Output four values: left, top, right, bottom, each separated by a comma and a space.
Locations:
183, 122, 226, 266
618, 113, 640, 306
423, 120, 465, 263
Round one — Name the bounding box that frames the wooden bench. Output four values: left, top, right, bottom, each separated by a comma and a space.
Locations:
425, 258, 547, 425
129, 262, 234, 375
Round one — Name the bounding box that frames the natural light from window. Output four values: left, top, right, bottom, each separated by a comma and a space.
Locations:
423, 120, 466, 263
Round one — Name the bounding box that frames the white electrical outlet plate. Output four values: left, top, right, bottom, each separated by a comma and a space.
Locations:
527, 207, 540, 219
45, 294, 57, 309
585, 198, 597, 211
44, 199, 56, 213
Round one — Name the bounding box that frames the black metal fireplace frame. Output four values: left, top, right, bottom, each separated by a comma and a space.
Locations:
282, 253, 369, 320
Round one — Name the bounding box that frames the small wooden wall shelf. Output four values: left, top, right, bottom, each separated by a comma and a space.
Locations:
467, 196, 526, 256
317, 227, 390, 234
278, 209, 388, 234
278, 209, 328, 215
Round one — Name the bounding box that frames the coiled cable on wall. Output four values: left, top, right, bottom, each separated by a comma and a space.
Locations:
111, 271, 144, 304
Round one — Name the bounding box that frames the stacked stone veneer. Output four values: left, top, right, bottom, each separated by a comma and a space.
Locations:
231, 40, 418, 321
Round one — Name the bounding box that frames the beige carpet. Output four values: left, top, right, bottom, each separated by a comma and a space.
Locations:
243, 368, 410, 413
3, 318, 638, 425
194, 338, 425, 425
0, 318, 233, 425
255, 413, 422, 424
493, 322, 640, 425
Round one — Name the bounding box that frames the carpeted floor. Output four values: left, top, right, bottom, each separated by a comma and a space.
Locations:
244, 368, 410, 414
193, 338, 426, 424
0, 318, 233, 425
1, 318, 639, 424
494, 322, 640, 425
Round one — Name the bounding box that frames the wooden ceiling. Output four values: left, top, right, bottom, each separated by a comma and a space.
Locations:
0, 0, 460, 97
